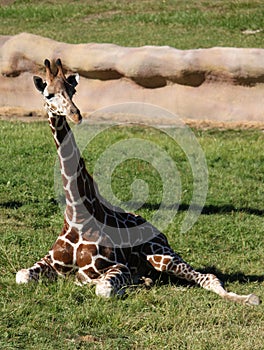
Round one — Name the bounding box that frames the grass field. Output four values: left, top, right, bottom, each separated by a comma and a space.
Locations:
0, 122, 263, 349
0, 0, 264, 48
0, 0, 264, 349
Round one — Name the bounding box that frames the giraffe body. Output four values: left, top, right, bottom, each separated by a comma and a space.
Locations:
16, 59, 260, 306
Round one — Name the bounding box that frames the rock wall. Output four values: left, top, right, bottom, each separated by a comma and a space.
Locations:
0, 32, 263, 126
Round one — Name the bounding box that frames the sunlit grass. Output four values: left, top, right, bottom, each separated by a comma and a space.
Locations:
0, 0, 264, 348
0, 121, 263, 349
0, 0, 263, 48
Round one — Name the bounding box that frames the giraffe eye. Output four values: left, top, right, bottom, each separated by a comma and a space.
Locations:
47, 93, 55, 99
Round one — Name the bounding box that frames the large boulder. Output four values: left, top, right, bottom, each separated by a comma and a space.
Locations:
0, 32, 263, 126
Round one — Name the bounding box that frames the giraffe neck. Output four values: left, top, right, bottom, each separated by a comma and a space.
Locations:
48, 112, 103, 227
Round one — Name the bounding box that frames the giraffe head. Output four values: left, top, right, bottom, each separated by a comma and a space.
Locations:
33, 58, 82, 124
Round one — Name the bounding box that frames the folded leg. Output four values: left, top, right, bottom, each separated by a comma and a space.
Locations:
16, 255, 58, 284
94, 264, 132, 298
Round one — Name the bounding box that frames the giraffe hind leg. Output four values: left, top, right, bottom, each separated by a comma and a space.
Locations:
200, 273, 261, 306
146, 251, 261, 305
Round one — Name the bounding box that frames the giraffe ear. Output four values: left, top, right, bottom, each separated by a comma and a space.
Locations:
33, 76, 47, 93
66, 73, 79, 88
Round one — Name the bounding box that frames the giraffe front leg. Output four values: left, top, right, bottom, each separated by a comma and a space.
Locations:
94, 264, 132, 298
16, 255, 58, 284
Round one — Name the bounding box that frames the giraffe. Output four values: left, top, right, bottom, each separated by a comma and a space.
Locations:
16, 58, 260, 305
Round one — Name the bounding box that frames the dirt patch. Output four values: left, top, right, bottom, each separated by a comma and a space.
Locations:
0, 0, 15, 5
0, 107, 46, 122
1, 107, 263, 130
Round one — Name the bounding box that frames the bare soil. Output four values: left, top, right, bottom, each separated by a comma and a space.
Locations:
1, 106, 263, 130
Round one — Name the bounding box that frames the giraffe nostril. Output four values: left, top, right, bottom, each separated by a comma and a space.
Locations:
67, 109, 82, 124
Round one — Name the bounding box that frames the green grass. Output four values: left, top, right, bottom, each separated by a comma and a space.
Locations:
0, 1, 264, 348
0, 120, 263, 349
0, 0, 264, 48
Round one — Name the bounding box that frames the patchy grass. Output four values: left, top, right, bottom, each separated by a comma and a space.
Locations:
0, 120, 263, 349
0, 0, 264, 48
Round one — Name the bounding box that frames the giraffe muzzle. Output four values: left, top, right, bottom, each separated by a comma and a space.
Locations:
68, 110, 83, 125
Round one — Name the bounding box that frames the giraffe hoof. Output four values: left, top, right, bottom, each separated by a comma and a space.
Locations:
246, 294, 261, 306
95, 281, 113, 298
16, 269, 30, 284
142, 277, 154, 288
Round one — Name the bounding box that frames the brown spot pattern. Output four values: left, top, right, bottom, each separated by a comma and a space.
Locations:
54, 264, 73, 274
83, 267, 100, 279
53, 239, 73, 265
76, 243, 97, 267
66, 228, 79, 244
95, 257, 114, 271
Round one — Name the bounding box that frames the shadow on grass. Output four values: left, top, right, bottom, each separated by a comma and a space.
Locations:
201, 204, 264, 216
0, 201, 23, 209
1, 200, 263, 216
133, 202, 264, 217
0, 198, 59, 210
198, 266, 264, 285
